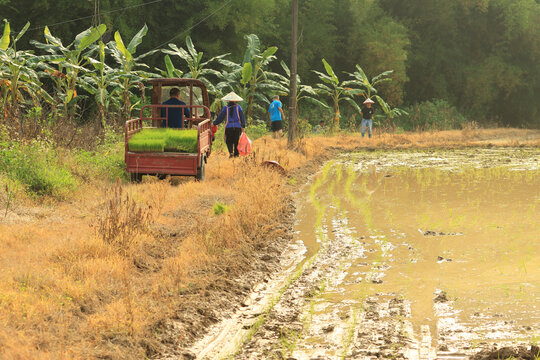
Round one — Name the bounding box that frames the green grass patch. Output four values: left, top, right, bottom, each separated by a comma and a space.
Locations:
0, 142, 76, 198
128, 128, 198, 153
213, 201, 229, 215
72, 143, 127, 182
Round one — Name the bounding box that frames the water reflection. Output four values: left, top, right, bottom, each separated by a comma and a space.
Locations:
296, 151, 540, 352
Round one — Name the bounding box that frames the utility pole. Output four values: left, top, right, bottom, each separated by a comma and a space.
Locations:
288, 0, 298, 147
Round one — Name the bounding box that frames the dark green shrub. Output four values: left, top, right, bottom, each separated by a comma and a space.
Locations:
398, 99, 466, 131
245, 123, 268, 140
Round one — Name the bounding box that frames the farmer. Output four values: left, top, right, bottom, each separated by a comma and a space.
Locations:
213, 92, 246, 158
361, 98, 375, 138
314, 120, 326, 134
268, 95, 285, 139
161, 87, 190, 128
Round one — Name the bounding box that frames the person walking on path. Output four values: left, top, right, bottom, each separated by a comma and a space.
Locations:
361, 98, 375, 138
213, 92, 246, 157
268, 95, 285, 139
161, 87, 190, 128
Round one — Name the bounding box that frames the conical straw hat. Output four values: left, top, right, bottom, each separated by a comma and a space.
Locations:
363, 98, 375, 104
222, 92, 243, 102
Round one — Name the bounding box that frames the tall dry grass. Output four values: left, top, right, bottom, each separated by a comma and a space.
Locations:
0, 128, 538, 359
0, 142, 293, 359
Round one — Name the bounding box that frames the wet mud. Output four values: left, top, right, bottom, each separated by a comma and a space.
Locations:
168, 148, 540, 359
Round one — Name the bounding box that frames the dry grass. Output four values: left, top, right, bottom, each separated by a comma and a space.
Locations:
0, 128, 538, 359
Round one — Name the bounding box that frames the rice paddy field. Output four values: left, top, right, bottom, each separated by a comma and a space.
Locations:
194, 147, 540, 360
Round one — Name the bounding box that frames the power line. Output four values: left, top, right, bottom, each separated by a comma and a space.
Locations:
92, 0, 102, 29
151, 0, 235, 51
15, 0, 164, 34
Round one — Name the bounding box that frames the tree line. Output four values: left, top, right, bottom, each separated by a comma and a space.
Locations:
0, 20, 402, 137
1, 0, 538, 128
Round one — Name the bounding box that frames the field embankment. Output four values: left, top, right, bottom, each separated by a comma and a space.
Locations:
0, 128, 538, 359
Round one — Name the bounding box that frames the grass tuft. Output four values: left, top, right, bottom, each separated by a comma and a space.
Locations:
213, 201, 230, 215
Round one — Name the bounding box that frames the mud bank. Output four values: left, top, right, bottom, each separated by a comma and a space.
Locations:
156, 199, 297, 360
156, 154, 336, 360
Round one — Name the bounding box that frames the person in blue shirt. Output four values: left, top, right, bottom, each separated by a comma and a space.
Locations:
161, 88, 190, 128
268, 95, 285, 139
213, 92, 246, 157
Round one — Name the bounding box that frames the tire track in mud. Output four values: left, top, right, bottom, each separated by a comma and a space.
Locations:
183, 161, 338, 360
233, 162, 422, 359
234, 162, 368, 359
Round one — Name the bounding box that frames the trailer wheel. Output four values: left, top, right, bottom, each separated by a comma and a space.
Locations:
196, 156, 206, 181
130, 173, 143, 183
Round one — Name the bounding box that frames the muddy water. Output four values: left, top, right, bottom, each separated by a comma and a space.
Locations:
292, 149, 539, 358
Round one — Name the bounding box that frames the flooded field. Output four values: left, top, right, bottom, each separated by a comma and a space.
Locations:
289, 148, 539, 359
189, 148, 539, 360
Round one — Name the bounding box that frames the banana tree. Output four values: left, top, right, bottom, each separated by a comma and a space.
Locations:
343, 65, 393, 107
161, 36, 228, 94
343, 65, 408, 126
0, 20, 52, 133
31, 24, 107, 121
313, 59, 363, 132
242, 34, 288, 123
155, 55, 184, 78
215, 59, 270, 124
211, 64, 246, 115
79, 42, 123, 127
217, 34, 286, 124
371, 94, 409, 130
279, 60, 329, 113
107, 24, 158, 121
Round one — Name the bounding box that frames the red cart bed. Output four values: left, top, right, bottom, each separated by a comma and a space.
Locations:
125, 103, 212, 182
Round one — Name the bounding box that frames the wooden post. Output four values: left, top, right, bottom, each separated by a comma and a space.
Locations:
288, 0, 298, 147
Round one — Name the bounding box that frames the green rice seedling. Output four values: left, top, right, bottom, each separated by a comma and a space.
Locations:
231, 252, 319, 358
128, 129, 165, 152
279, 327, 301, 357
128, 138, 165, 152
128, 128, 198, 153
163, 129, 198, 152
340, 309, 358, 360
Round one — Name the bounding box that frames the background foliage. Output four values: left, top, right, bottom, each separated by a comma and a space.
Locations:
0, 0, 538, 127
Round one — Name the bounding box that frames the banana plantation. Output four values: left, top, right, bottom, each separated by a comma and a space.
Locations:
0, 20, 402, 138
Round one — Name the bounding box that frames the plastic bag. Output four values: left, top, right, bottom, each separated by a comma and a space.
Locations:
211, 125, 218, 141
237, 132, 252, 156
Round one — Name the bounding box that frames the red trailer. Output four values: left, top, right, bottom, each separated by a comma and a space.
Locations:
125, 78, 213, 182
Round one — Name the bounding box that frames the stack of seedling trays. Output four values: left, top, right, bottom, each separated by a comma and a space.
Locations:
128, 128, 198, 153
